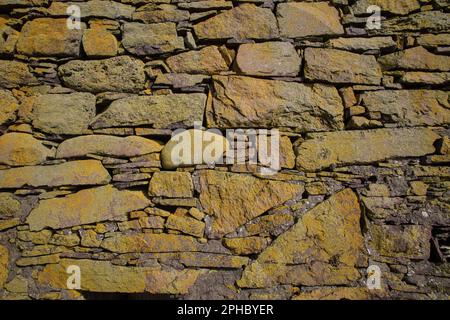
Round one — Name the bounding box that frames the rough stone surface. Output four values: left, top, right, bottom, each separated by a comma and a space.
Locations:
166, 46, 229, 74
304, 48, 382, 85
198, 170, 304, 237
56, 135, 163, 158
209, 76, 344, 132
277, 2, 344, 38
59, 56, 146, 93
0, 90, 18, 125
296, 128, 439, 171
27, 185, 150, 231
0, 133, 53, 166
31, 93, 96, 135
379, 46, 450, 71
235, 42, 301, 77
90, 93, 206, 129
82, 29, 118, 58
0, 60, 38, 88
352, 0, 420, 15
0, 245, 8, 288
0, 160, 111, 189
149, 172, 193, 198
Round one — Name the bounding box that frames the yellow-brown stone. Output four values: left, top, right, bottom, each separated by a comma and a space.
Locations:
82, 29, 118, 58
0, 133, 54, 166
149, 171, 193, 198
0, 245, 9, 288
223, 237, 270, 255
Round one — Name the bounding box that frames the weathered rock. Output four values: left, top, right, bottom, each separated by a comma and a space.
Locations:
400, 72, 450, 85
238, 189, 365, 288
15, 254, 60, 267
0, 193, 21, 218
49, 233, 80, 247
277, 2, 344, 38
209, 76, 344, 132
379, 46, 450, 71
166, 46, 229, 74
193, 4, 279, 41
27, 185, 150, 231
0, 90, 19, 125
31, 93, 96, 135
154, 73, 208, 88
59, 56, 146, 93
372, 11, 450, 34
304, 48, 382, 85
90, 93, 206, 129
161, 129, 230, 169
38, 259, 202, 294
82, 29, 118, 58
0, 245, 9, 288
16, 18, 85, 57
223, 237, 270, 255
245, 213, 294, 237
417, 34, 450, 47
296, 128, 439, 172
101, 233, 201, 253
166, 214, 205, 237
0, 133, 53, 166
133, 4, 189, 23
361, 90, 450, 127
293, 287, 375, 300
122, 22, 184, 55
352, 0, 420, 15
0, 60, 38, 88
56, 135, 163, 158
0, 25, 19, 55
149, 172, 193, 198
0, 160, 111, 189
198, 170, 304, 237
369, 224, 431, 260
327, 37, 397, 51
47, 1, 135, 19
235, 42, 301, 77
178, 252, 248, 269
0, 218, 20, 231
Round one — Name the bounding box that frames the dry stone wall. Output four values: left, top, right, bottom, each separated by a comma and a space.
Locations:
0, 0, 449, 300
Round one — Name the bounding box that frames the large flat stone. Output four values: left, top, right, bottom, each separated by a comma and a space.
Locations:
235, 42, 301, 77
166, 46, 229, 74
27, 185, 150, 231
56, 135, 163, 158
378, 46, 450, 71
193, 4, 279, 41
58, 56, 146, 93
38, 259, 202, 294
208, 76, 344, 132
361, 90, 450, 127
16, 18, 85, 57
0, 160, 111, 189
122, 22, 184, 55
198, 170, 304, 237
304, 48, 382, 85
0, 133, 53, 166
277, 2, 344, 38
238, 189, 365, 288
90, 93, 206, 129
296, 128, 439, 172
31, 93, 96, 135
148, 171, 193, 198
370, 11, 450, 34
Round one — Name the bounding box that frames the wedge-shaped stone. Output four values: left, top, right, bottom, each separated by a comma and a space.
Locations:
369, 224, 431, 260
193, 4, 278, 40
361, 90, 450, 127
0, 160, 111, 189
238, 189, 364, 288
38, 259, 202, 294
56, 135, 163, 158
304, 48, 382, 85
16, 18, 85, 57
378, 46, 450, 71
209, 76, 344, 132
235, 42, 301, 77
90, 93, 206, 129
166, 46, 229, 74
277, 2, 344, 38
59, 56, 146, 93
27, 185, 149, 231
296, 128, 439, 172
101, 233, 201, 253
198, 170, 304, 237
0, 60, 38, 89
122, 22, 184, 55
0, 133, 53, 166
47, 1, 135, 19
0, 89, 18, 125
31, 92, 96, 135
352, 0, 420, 16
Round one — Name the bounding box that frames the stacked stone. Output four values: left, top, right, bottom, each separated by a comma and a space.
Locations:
0, 0, 449, 300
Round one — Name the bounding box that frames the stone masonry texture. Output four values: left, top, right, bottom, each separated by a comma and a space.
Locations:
0, 0, 449, 301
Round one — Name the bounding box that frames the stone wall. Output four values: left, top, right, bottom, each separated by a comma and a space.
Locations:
0, 0, 449, 300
